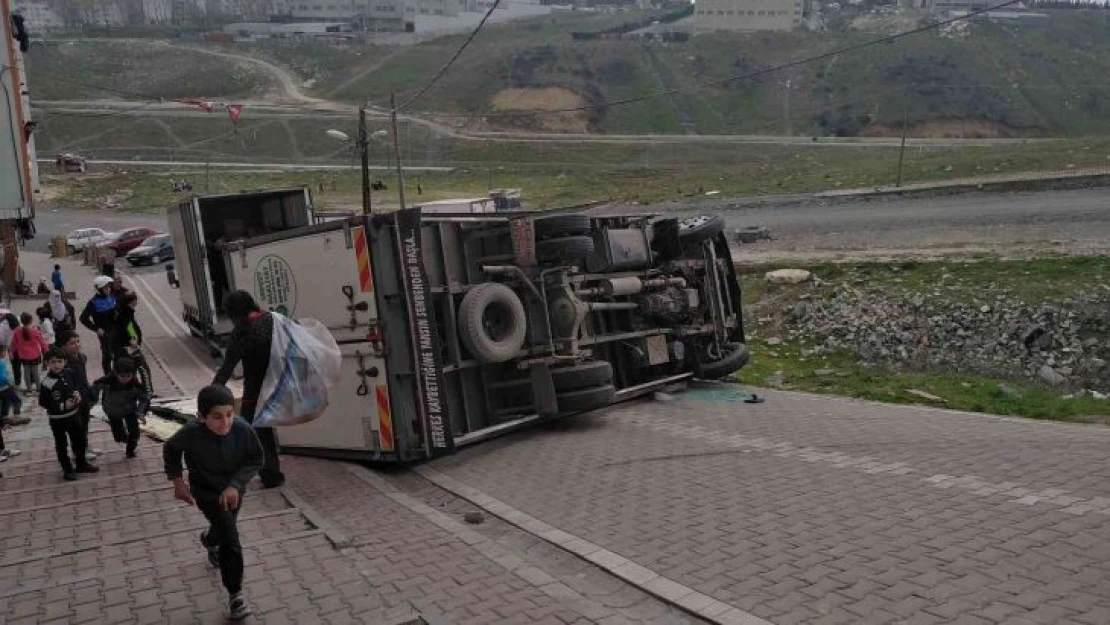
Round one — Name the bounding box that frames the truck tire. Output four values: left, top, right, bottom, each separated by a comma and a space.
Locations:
694, 342, 750, 380
552, 360, 613, 392
557, 384, 616, 413
458, 283, 528, 364
677, 214, 725, 245
536, 236, 594, 263
534, 214, 591, 240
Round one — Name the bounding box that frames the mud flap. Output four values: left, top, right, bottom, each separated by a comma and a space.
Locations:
530, 362, 558, 416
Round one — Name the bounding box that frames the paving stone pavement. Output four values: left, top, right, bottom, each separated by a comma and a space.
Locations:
0, 315, 704, 624
426, 385, 1110, 625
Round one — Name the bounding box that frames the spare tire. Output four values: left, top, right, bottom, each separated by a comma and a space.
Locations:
536, 235, 594, 263
557, 384, 616, 413
552, 360, 613, 392
694, 342, 750, 380
677, 214, 725, 245
535, 214, 591, 239
458, 283, 528, 364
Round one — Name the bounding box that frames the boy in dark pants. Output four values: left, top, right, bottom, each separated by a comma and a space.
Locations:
93, 357, 150, 458
163, 385, 262, 620
58, 330, 99, 461
40, 347, 99, 481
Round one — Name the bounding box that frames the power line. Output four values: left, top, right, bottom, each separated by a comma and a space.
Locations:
398, 0, 506, 111
413, 0, 1023, 120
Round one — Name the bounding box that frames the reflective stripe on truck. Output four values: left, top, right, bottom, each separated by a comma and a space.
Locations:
375, 384, 394, 452
353, 226, 373, 293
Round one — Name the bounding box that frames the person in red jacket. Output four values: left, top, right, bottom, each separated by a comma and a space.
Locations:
10, 312, 49, 395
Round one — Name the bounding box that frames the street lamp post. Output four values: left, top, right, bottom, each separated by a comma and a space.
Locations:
326, 115, 387, 215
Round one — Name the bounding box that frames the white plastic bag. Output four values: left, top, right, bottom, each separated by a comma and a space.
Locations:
253, 314, 342, 427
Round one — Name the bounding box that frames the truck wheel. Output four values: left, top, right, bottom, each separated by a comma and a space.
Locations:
694, 342, 750, 380
536, 236, 594, 263
534, 214, 591, 239
552, 360, 613, 392
557, 384, 616, 413
677, 214, 725, 245
458, 283, 528, 364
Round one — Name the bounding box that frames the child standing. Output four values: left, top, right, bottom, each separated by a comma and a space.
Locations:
39, 346, 98, 481
37, 305, 55, 346
163, 385, 262, 620
92, 357, 149, 458
11, 312, 48, 395
0, 344, 24, 426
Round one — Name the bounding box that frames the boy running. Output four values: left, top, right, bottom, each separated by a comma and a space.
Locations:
40, 346, 99, 481
163, 384, 262, 620
93, 357, 150, 459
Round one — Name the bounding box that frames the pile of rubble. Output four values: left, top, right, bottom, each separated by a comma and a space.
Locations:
765, 269, 1110, 391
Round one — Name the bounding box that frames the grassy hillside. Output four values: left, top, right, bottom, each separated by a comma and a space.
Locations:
25, 40, 274, 100
254, 10, 1110, 137
22, 10, 1110, 136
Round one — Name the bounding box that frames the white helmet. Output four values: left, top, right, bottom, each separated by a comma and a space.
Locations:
93, 275, 114, 290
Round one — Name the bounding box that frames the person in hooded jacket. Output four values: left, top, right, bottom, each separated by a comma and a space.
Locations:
79, 276, 118, 376
111, 291, 153, 396
46, 290, 76, 342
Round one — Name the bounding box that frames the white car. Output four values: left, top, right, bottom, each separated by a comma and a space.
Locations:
65, 228, 110, 254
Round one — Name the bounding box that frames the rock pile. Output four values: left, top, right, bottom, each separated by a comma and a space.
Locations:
780, 284, 1110, 390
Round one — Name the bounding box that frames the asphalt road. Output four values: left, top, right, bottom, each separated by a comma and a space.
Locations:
28, 187, 1110, 263
687, 188, 1110, 262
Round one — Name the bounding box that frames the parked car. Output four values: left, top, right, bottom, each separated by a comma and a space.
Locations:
106, 227, 159, 256
126, 234, 174, 266
65, 228, 110, 254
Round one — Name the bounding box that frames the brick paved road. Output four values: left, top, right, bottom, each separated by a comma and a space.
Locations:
425, 385, 1110, 625
0, 263, 702, 624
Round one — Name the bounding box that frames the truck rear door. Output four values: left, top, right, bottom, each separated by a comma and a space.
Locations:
167, 198, 218, 333
270, 342, 397, 457
223, 219, 379, 343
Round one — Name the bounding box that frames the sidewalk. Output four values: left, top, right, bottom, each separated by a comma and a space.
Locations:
0, 254, 697, 625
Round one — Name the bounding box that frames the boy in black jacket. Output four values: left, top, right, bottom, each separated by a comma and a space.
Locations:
40, 347, 99, 481
93, 357, 150, 459
163, 385, 263, 621
58, 330, 99, 461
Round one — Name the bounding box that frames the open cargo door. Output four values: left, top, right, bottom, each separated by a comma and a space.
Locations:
167, 198, 218, 336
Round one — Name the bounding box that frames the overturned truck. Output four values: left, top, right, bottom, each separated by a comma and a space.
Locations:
165, 194, 749, 462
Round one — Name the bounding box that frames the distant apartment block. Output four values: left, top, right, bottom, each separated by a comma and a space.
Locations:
694, 0, 805, 30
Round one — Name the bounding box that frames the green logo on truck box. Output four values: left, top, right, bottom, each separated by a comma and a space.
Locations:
254, 255, 297, 316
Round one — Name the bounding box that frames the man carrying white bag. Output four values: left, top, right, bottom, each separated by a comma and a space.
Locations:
214, 291, 342, 488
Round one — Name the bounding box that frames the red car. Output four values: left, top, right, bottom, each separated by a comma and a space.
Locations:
107, 227, 160, 256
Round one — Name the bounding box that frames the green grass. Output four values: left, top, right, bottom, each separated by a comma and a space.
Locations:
734, 257, 1110, 422
25, 40, 272, 100
36, 136, 1110, 212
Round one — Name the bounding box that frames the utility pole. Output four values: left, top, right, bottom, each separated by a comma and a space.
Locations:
896, 105, 908, 187
359, 107, 372, 215
783, 79, 792, 136
390, 93, 407, 211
